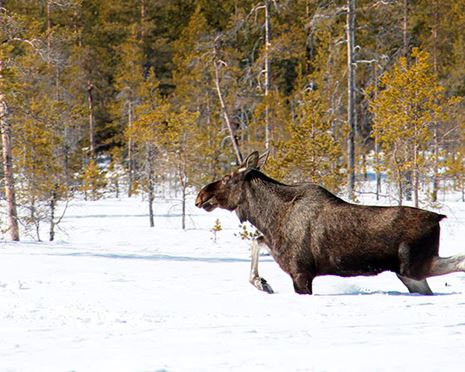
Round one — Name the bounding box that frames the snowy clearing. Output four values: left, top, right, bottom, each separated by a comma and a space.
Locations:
1, 195, 465, 371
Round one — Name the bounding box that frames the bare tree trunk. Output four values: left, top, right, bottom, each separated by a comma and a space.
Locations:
375, 137, 381, 200
49, 188, 57, 241
30, 197, 41, 241
402, 0, 413, 202
128, 101, 135, 197
115, 178, 120, 198
431, 133, 439, 201
0, 70, 20, 241
372, 63, 381, 200
394, 145, 403, 206
213, 53, 243, 164
148, 184, 154, 227
431, 0, 440, 203
87, 81, 96, 159
146, 144, 155, 228
413, 143, 419, 208
180, 153, 187, 230
181, 181, 186, 230
397, 168, 403, 206
346, 0, 357, 200
264, 0, 271, 150
1, 123, 20, 241
140, 0, 146, 40
402, 0, 409, 58
46, 0, 51, 63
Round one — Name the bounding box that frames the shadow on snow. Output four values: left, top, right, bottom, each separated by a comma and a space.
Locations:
43, 251, 262, 264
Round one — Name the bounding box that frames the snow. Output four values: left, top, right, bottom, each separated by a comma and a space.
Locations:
1, 194, 465, 371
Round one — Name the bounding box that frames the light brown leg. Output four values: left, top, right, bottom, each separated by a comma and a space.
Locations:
428, 255, 465, 277
249, 237, 273, 294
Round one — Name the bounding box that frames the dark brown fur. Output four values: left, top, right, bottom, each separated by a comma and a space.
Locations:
195, 152, 463, 295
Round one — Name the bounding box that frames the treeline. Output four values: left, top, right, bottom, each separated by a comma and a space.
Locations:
1, 0, 464, 240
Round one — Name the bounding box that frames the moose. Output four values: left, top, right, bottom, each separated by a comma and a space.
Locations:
195, 151, 465, 295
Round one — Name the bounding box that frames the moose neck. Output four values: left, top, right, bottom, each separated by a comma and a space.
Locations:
236, 171, 292, 240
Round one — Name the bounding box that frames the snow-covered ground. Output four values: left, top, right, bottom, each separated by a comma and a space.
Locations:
1, 192, 465, 372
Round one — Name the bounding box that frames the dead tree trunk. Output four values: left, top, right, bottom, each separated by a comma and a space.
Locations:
87, 81, 96, 159
0, 60, 20, 241
264, 0, 271, 150
372, 63, 382, 200
413, 142, 419, 208
127, 101, 135, 197
146, 144, 155, 227
213, 44, 243, 164
0, 103, 20, 241
402, 0, 409, 58
46, 0, 52, 63
49, 187, 57, 241
431, 0, 440, 203
140, 0, 146, 40
346, 0, 357, 200
402, 0, 413, 202
181, 178, 187, 230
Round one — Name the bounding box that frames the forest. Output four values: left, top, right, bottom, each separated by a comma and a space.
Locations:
1, 0, 464, 241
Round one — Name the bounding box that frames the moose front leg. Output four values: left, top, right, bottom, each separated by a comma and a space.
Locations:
249, 236, 274, 294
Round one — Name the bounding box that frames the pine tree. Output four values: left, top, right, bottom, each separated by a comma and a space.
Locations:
163, 106, 200, 230
127, 68, 165, 226
6, 1, 84, 241
80, 159, 107, 200
114, 28, 146, 196
13, 92, 65, 240
369, 48, 458, 206
107, 147, 126, 198
172, 5, 226, 179
268, 88, 343, 192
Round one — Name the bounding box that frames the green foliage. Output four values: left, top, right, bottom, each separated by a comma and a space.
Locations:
80, 160, 107, 200
267, 88, 343, 192
444, 106, 465, 198
235, 223, 261, 241
1, 0, 465, 241
210, 218, 222, 243
107, 147, 126, 198
369, 48, 460, 203
445, 152, 465, 197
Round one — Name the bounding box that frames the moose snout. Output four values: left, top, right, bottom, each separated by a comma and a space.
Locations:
195, 188, 218, 212
195, 189, 210, 208
195, 193, 204, 208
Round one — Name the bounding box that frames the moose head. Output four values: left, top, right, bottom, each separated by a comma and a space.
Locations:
195, 151, 269, 213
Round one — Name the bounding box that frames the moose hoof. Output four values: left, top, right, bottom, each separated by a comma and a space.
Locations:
251, 277, 274, 294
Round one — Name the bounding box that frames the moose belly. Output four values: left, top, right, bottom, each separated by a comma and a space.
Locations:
318, 252, 399, 277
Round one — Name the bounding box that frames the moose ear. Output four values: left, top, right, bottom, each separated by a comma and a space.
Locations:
241, 151, 260, 170
257, 151, 269, 169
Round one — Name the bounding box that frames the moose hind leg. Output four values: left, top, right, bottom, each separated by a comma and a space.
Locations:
249, 237, 274, 294
396, 274, 433, 295
427, 255, 465, 277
